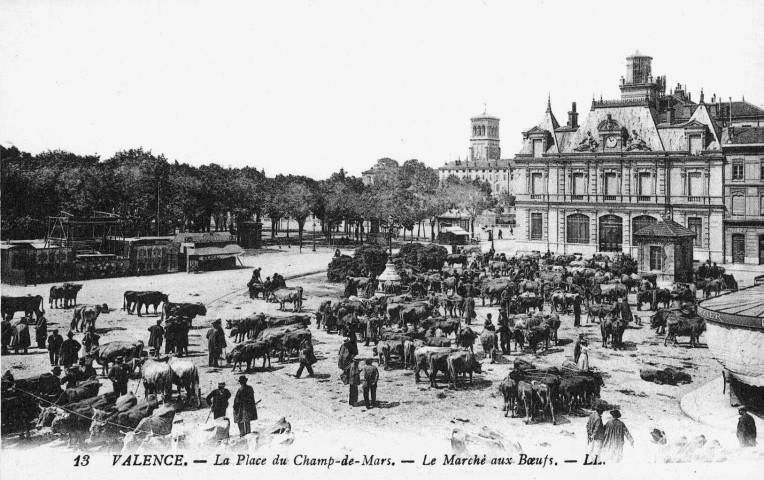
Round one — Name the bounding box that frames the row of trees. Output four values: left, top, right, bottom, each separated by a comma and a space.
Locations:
1, 146, 513, 248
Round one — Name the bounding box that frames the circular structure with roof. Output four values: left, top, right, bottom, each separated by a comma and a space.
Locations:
698, 285, 764, 388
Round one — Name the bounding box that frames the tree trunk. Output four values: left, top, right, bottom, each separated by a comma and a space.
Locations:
298, 219, 304, 253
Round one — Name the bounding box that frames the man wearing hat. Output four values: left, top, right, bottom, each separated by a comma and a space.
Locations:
573, 295, 582, 327
601, 409, 634, 462
206, 319, 226, 367
295, 338, 316, 378
59, 331, 81, 368
737, 406, 757, 448
348, 359, 361, 407
233, 376, 257, 436
586, 404, 606, 455
108, 356, 130, 396
47, 329, 64, 366
206, 382, 231, 419
35, 315, 48, 350
148, 319, 164, 358
361, 358, 379, 409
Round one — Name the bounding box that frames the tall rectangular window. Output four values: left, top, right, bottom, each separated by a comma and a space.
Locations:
688, 172, 703, 197
604, 173, 618, 195
732, 196, 746, 215
732, 163, 744, 181
572, 173, 586, 195
533, 139, 544, 158
688, 135, 703, 155
687, 217, 702, 247
530, 213, 543, 240
531, 173, 544, 195
638, 172, 653, 196
649, 245, 663, 271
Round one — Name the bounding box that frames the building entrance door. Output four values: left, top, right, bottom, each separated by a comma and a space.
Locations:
598, 215, 623, 252
732, 234, 745, 264
759, 235, 764, 265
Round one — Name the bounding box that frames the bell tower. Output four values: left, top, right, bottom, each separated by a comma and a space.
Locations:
619, 51, 664, 103
470, 110, 500, 163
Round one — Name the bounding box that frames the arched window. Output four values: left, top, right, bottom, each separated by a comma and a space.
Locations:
566, 214, 590, 244
599, 215, 623, 252
632, 215, 657, 236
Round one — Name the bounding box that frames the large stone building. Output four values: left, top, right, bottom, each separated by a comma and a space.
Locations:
512, 52, 741, 261
438, 112, 513, 196
722, 126, 764, 264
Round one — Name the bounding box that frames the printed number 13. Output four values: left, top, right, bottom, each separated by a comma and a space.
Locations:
74, 455, 90, 467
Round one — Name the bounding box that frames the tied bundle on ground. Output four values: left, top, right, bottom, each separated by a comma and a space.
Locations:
326, 245, 388, 282
395, 243, 448, 271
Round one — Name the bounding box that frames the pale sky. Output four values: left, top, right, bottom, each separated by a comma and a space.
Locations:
1, 0, 763, 179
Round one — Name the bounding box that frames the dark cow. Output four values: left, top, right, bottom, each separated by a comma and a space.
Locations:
480, 329, 498, 363
481, 279, 511, 306
227, 314, 267, 342
524, 325, 549, 354
586, 303, 614, 323
87, 340, 145, 376
650, 309, 676, 335
447, 350, 482, 390
49, 284, 83, 309
270, 287, 304, 312
600, 315, 626, 349
136, 292, 169, 316
399, 304, 434, 329
162, 302, 207, 322
89, 397, 159, 442
651, 288, 672, 311
226, 341, 271, 371
664, 316, 706, 347
636, 289, 654, 311
413, 346, 454, 388
446, 254, 467, 267
1, 295, 45, 320
455, 326, 478, 353
57, 379, 101, 405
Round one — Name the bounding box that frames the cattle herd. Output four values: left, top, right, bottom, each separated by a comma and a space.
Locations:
0, 249, 738, 450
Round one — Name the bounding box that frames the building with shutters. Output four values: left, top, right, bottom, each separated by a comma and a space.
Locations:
722, 126, 764, 264
511, 51, 738, 261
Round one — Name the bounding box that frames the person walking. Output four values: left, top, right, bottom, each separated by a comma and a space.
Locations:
586, 405, 606, 456
108, 356, 130, 396
361, 358, 379, 409
35, 315, 48, 349
737, 407, 757, 448
47, 329, 64, 366
59, 331, 81, 368
295, 338, 316, 378
349, 359, 361, 407
206, 319, 226, 367
601, 410, 634, 463
233, 376, 258, 436
206, 382, 231, 419
148, 320, 164, 358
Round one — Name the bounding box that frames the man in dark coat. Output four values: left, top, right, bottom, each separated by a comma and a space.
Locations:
108, 356, 130, 396
295, 339, 316, 378
737, 407, 757, 447
574, 334, 586, 364
206, 319, 226, 367
82, 325, 100, 354
349, 359, 361, 407
47, 329, 63, 365
35, 316, 48, 349
59, 331, 81, 368
338, 337, 355, 372
601, 410, 634, 463
463, 297, 476, 325
164, 319, 177, 354
233, 376, 257, 436
1, 318, 12, 354
148, 320, 164, 357
362, 359, 379, 409
497, 314, 511, 354
206, 382, 231, 419
177, 321, 190, 356
573, 297, 582, 327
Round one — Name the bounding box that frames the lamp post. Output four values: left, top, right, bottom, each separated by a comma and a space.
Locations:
312, 220, 316, 252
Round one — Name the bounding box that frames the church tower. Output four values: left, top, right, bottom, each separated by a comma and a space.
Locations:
470, 111, 500, 163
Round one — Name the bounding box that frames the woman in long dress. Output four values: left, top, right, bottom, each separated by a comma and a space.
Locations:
577, 345, 590, 371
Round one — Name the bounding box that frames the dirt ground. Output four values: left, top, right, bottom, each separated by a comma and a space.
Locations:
1, 245, 761, 464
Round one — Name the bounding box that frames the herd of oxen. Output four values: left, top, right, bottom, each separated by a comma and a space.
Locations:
305, 251, 736, 423
0, 249, 739, 448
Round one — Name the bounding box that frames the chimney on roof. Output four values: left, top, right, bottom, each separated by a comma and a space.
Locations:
567, 102, 579, 128
700, 89, 705, 104
666, 103, 675, 124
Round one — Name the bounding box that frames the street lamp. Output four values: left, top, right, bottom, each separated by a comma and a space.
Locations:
312, 219, 316, 252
